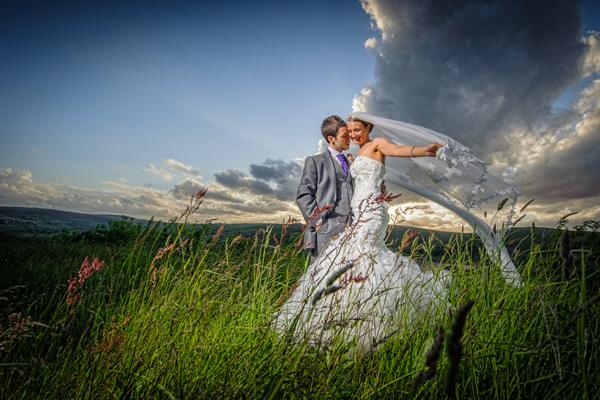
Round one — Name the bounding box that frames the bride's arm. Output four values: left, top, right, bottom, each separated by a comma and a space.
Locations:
374, 137, 443, 157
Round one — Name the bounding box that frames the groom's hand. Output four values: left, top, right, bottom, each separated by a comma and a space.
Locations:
315, 219, 323, 232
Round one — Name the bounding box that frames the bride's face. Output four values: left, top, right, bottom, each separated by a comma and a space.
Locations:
348, 121, 370, 145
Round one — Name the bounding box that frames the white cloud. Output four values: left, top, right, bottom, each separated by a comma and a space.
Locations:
364, 37, 377, 49
145, 163, 174, 181
171, 177, 206, 200
389, 201, 467, 232
145, 158, 201, 183
164, 158, 200, 176
583, 31, 600, 77
215, 158, 304, 201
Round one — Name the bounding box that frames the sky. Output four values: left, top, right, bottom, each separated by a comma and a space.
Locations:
1, 0, 599, 230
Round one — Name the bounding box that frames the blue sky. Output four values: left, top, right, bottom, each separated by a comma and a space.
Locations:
1, 1, 373, 189
1, 0, 600, 228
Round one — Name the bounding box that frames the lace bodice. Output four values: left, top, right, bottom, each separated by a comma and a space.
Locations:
346, 156, 390, 249
349, 156, 386, 210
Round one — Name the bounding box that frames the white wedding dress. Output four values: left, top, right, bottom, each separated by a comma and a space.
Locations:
273, 156, 450, 353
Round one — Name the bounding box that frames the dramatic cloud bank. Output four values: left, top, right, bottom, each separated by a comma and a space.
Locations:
0, 168, 179, 218
355, 0, 600, 227
0, 164, 299, 224
215, 159, 303, 202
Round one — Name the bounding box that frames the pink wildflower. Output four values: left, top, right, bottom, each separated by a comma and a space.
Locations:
375, 187, 402, 203
340, 272, 368, 287
66, 257, 104, 306
309, 204, 333, 223
398, 229, 420, 253
211, 224, 225, 243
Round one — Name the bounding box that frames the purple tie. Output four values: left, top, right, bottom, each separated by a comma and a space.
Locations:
336, 153, 349, 176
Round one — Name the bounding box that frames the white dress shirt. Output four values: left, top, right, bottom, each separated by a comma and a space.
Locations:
327, 146, 348, 168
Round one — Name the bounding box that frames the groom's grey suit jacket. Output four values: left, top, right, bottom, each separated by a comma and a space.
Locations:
296, 150, 354, 256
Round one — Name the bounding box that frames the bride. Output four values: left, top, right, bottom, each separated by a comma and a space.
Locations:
272, 115, 454, 353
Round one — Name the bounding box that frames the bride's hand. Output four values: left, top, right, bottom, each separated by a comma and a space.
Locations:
422, 142, 444, 156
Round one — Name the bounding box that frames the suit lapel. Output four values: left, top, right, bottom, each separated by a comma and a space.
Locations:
323, 150, 337, 185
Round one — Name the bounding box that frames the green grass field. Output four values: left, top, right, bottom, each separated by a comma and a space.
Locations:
1, 204, 598, 399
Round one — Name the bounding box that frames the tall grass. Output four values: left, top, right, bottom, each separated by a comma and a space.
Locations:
0, 208, 598, 399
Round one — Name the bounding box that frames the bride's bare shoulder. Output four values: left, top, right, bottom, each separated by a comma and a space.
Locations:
372, 137, 391, 146
357, 141, 376, 157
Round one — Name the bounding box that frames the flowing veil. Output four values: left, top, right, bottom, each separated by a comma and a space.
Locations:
348, 112, 522, 287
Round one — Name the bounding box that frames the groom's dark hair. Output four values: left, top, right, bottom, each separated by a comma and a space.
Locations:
321, 115, 346, 142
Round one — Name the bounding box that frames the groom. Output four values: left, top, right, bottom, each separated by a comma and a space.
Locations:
297, 115, 354, 259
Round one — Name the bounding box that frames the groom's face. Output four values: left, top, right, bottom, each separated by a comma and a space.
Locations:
328, 126, 350, 152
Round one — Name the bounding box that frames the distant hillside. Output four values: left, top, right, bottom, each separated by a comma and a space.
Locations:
0, 206, 147, 237
0, 206, 557, 246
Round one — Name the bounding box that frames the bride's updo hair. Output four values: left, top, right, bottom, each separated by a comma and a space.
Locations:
321, 115, 347, 142
347, 116, 374, 133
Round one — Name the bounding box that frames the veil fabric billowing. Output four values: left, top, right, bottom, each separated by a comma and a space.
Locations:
348, 112, 522, 287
